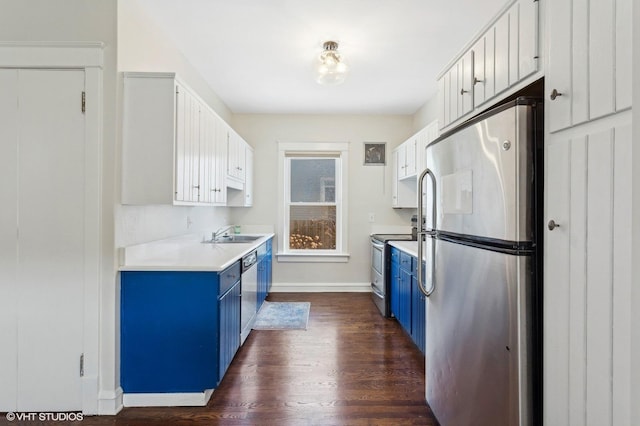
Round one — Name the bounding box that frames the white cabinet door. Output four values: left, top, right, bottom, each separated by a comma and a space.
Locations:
484, 26, 496, 102
543, 136, 572, 426
199, 108, 216, 204
518, 0, 539, 80
459, 50, 474, 116
508, 2, 520, 85
589, 0, 615, 120
244, 146, 254, 207
213, 116, 228, 204
544, 122, 633, 426
391, 149, 400, 207
175, 84, 201, 203
0, 69, 86, 412
449, 65, 460, 123
494, 12, 510, 96
405, 137, 417, 176
547, 0, 572, 132
472, 37, 486, 108
615, 0, 632, 111
438, 77, 446, 129
227, 129, 247, 183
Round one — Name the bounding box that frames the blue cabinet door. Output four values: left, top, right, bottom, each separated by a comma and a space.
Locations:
390, 248, 401, 318
121, 271, 219, 393
411, 269, 426, 354
219, 280, 240, 379
398, 266, 413, 334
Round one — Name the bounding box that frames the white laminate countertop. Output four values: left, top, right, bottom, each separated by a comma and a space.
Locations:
118, 233, 275, 272
388, 240, 419, 258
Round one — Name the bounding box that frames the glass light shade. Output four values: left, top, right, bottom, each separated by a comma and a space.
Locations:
316, 44, 348, 85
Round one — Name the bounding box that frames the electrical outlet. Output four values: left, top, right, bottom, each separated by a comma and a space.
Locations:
368, 213, 375, 223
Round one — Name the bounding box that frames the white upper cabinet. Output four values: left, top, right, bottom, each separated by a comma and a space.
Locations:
227, 144, 253, 207
392, 121, 439, 208
547, 0, 632, 133
174, 82, 201, 203
437, 0, 540, 131
227, 128, 248, 188
122, 72, 233, 206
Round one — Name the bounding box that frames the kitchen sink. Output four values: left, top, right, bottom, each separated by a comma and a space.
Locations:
203, 235, 261, 244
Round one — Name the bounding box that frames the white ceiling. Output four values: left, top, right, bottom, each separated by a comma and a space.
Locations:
135, 0, 508, 115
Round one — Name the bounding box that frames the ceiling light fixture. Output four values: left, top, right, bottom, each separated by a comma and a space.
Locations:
316, 41, 348, 86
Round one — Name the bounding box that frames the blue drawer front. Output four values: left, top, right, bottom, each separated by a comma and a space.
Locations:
121, 271, 219, 393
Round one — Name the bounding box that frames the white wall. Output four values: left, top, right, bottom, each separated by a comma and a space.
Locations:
116, 0, 233, 247
0, 0, 120, 413
632, 0, 639, 421
412, 95, 439, 132
231, 114, 414, 288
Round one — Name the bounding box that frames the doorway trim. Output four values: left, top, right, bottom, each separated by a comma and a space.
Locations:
0, 41, 104, 415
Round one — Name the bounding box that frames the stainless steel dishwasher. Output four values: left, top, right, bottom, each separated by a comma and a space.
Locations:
240, 250, 258, 344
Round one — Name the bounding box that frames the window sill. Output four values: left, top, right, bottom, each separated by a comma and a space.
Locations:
276, 252, 350, 263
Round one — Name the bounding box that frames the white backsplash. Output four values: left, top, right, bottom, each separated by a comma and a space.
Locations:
115, 204, 231, 247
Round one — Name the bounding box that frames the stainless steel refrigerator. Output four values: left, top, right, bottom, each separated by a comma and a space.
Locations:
417, 98, 543, 426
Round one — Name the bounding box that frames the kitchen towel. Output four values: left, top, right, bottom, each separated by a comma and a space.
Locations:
252, 301, 310, 330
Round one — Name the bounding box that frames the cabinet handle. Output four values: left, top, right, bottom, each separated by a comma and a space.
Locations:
193, 185, 200, 189
547, 220, 560, 231
460, 88, 468, 95
550, 89, 562, 100
473, 77, 483, 85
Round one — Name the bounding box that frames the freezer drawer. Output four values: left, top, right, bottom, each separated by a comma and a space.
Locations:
425, 238, 533, 426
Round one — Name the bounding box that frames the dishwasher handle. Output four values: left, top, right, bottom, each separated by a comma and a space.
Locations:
242, 251, 257, 271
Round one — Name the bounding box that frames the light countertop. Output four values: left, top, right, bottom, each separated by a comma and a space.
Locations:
388, 240, 419, 258
119, 233, 275, 272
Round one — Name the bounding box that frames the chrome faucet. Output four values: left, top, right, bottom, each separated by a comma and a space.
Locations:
211, 225, 234, 241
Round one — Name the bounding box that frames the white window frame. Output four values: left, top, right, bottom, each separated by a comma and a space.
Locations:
277, 141, 349, 262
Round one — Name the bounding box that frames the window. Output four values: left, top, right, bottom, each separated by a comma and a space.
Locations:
277, 142, 349, 262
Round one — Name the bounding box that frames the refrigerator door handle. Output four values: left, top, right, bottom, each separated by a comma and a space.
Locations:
417, 168, 436, 297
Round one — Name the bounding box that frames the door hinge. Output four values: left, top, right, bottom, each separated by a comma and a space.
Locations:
80, 354, 84, 377
81, 91, 86, 114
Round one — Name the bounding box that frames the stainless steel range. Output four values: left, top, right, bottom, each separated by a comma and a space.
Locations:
370, 233, 414, 317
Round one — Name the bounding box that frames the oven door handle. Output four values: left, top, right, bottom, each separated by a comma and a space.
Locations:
371, 238, 385, 250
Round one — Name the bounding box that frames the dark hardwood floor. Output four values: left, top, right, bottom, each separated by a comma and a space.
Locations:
44, 293, 438, 425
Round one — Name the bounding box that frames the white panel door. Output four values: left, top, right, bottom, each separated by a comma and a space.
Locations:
589, 0, 615, 120
518, 0, 539, 79
472, 37, 486, 108
544, 121, 633, 426
543, 137, 571, 426
175, 84, 201, 202
494, 12, 510, 95
16, 69, 85, 411
214, 116, 228, 204
199, 109, 215, 204
546, 0, 572, 132
0, 69, 19, 412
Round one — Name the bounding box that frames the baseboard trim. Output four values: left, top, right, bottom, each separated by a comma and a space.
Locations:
123, 389, 214, 407
270, 282, 371, 293
97, 387, 123, 415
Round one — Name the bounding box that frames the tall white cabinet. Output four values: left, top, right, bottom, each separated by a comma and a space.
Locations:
543, 0, 633, 424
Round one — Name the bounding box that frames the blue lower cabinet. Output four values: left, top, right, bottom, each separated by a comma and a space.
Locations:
390, 248, 401, 318
411, 269, 426, 354
219, 280, 241, 379
121, 261, 242, 394
388, 247, 427, 355
256, 239, 274, 309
